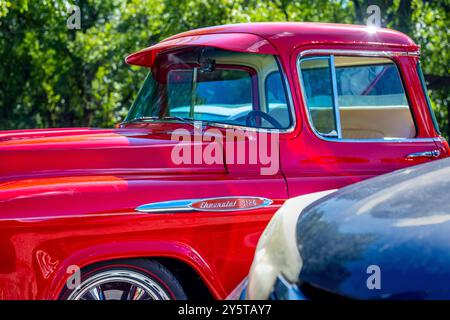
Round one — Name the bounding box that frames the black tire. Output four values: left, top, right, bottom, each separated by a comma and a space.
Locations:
59, 259, 187, 300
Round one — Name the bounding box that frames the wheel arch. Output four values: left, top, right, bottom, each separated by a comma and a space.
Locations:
48, 240, 224, 300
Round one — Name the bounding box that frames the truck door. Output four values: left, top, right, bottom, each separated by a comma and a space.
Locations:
281, 49, 445, 197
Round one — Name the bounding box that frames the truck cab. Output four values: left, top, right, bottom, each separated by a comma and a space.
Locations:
124, 22, 448, 196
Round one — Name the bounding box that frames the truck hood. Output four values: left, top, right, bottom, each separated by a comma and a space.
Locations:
0, 127, 226, 183
296, 158, 450, 300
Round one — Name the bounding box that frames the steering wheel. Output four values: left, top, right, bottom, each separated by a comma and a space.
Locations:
245, 110, 283, 129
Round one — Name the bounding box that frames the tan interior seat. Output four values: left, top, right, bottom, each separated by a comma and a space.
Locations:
310, 106, 416, 139
340, 106, 416, 139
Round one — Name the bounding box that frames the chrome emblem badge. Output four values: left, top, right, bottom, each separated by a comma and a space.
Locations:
189, 197, 271, 212
136, 196, 272, 213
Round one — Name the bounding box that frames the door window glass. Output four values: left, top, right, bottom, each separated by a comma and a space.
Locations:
299, 55, 416, 139
299, 58, 337, 137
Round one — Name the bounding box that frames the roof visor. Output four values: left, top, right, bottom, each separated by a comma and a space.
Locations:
125, 33, 279, 67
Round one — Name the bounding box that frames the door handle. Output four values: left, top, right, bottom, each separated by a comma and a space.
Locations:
405, 149, 441, 160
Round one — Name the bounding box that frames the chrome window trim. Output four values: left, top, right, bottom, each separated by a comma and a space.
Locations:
304, 137, 438, 143
296, 49, 423, 143
329, 55, 343, 139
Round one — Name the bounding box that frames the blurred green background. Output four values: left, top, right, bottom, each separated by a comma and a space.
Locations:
0, 0, 448, 137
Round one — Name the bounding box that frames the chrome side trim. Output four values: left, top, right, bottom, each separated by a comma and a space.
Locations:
135, 199, 197, 213
136, 196, 273, 213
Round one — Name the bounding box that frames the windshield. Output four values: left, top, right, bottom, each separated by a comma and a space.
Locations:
126, 47, 292, 129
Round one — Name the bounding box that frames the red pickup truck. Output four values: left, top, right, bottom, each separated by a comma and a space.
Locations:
0, 22, 447, 300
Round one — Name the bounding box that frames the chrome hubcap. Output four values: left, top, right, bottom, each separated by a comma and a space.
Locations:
67, 270, 171, 300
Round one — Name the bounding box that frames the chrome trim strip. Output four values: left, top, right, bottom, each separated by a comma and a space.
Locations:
136, 196, 274, 213
0, 212, 146, 223
309, 137, 438, 143
296, 48, 426, 143
329, 55, 342, 139
299, 49, 420, 58
135, 199, 198, 213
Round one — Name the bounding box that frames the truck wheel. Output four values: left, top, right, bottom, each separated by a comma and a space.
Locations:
60, 259, 187, 300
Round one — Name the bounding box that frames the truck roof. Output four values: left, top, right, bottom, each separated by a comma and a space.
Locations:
164, 22, 418, 51
126, 22, 419, 67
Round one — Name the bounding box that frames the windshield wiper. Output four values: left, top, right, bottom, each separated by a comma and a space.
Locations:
160, 116, 194, 124
125, 116, 195, 126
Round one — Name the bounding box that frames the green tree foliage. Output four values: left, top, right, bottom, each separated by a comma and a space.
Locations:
0, 0, 448, 136
410, 0, 450, 137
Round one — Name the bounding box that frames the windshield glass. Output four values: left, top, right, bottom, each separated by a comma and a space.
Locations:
126, 47, 292, 129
